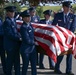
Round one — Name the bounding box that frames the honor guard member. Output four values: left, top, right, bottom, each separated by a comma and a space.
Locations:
29, 7, 40, 65
39, 10, 55, 69
52, 1, 76, 75
3, 6, 22, 75
20, 10, 37, 75
0, 17, 6, 74
29, 7, 40, 23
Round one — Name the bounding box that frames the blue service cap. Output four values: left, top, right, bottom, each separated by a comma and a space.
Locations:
43, 10, 52, 16
28, 7, 36, 12
4, 6, 16, 12
62, 1, 72, 8
20, 10, 30, 18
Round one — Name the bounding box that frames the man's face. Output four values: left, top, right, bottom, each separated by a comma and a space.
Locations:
44, 14, 51, 20
23, 16, 31, 23
63, 6, 70, 13
30, 11, 36, 16
7, 11, 15, 18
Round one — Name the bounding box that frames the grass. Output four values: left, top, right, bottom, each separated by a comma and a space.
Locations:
21, 5, 62, 12
21, 4, 76, 12
42, 5, 62, 12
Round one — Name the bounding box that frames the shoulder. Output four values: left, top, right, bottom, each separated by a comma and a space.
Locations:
39, 19, 45, 23
36, 15, 40, 18
49, 20, 52, 22
69, 13, 75, 18
55, 12, 63, 16
4, 17, 11, 24
20, 23, 28, 30
21, 24, 27, 28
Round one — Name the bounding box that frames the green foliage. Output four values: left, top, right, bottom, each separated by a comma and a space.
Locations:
21, 6, 28, 12
0, 6, 4, 18
42, 6, 61, 12
36, 4, 76, 18
72, 4, 76, 14
36, 6, 61, 18
36, 6, 43, 18
4, 2, 21, 12
0, 0, 4, 4
0, 2, 22, 20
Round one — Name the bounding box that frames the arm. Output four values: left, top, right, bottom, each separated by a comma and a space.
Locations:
0, 18, 3, 36
20, 26, 34, 45
3, 20, 21, 41
52, 14, 58, 25
70, 15, 76, 33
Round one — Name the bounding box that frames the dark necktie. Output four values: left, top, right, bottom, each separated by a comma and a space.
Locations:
65, 15, 68, 24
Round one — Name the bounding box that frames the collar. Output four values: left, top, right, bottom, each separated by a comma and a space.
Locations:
11, 18, 15, 21
64, 12, 70, 16
46, 20, 50, 22
24, 22, 30, 27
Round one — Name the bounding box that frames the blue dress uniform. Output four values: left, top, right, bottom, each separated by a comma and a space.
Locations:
39, 10, 55, 69
0, 17, 6, 74
31, 15, 40, 23
20, 10, 37, 75
52, 1, 76, 74
29, 7, 40, 65
29, 7, 40, 23
3, 6, 21, 75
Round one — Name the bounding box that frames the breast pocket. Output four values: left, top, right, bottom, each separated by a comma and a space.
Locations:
11, 25, 18, 33
58, 20, 63, 25
28, 29, 34, 35
58, 20, 62, 23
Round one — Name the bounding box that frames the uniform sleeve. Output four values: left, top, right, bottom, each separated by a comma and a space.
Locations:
37, 16, 40, 22
20, 26, 34, 45
3, 20, 21, 41
70, 15, 76, 33
52, 14, 58, 25
0, 18, 3, 36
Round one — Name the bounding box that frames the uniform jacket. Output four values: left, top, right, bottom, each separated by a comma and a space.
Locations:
31, 15, 40, 23
52, 12, 76, 32
20, 22, 35, 53
0, 17, 3, 36
40, 19, 52, 25
3, 17, 21, 51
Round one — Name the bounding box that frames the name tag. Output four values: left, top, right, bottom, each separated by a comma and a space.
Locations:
58, 20, 62, 21
29, 30, 31, 32
12, 25, 15, 28
70, 19, 73, 22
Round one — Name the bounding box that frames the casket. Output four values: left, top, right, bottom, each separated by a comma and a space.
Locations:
16, 21, 76, 61
36, 45, 72, 56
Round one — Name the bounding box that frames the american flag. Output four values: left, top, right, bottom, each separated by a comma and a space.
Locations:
16, 20, 76, 62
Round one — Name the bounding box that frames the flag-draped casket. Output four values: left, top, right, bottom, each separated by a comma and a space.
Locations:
16, 20, 76, 62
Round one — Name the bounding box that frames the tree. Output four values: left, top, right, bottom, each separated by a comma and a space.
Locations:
0, 0, 4, 4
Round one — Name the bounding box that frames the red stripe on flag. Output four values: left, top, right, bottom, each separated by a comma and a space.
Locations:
16, 21, 76, 62
36, 40, 57, 62
34, 32, 65, 53
33, 24, 71, 52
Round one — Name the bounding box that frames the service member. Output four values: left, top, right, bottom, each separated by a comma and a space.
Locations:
20, 10, 37, 75
52, 1, 76, 75
29, 7, 40, 23
29, 7, 40, 65
0, 17, 6, 74
39, 10, 55, 69
3, 6, 21, 75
